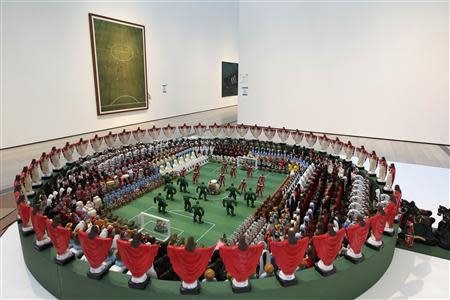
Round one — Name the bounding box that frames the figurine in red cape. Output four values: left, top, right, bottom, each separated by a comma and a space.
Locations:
18, 198, 33, 235
219, 236, 264, 293
344, 215, 370, 264
366, 205, 387, 250
312, 224, 346, 276
270, 229, 309, 286
117, 233, 160, 289
393, 185, 402, 223
45, 216, 74, 265
384, 194, 398, 236
167, 236, 214, 295
31, 203, 52, 250
78, 225, 113, 279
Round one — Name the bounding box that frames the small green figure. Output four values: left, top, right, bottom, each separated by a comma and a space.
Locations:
153, 193, 167, 214
196, 182, 208, 201
164, 182, 177, 201
163, 173, 172, 184
244, 188, 257, 208
226, 183, 238, 200
177, 176, 189, 193
192, 201, 205, 224
183, 193, 197, 212
222, 197, 237, 216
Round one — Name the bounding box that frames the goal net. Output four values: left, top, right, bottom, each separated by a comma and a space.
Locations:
138, 212, 171, 242
237, 156, 258, 170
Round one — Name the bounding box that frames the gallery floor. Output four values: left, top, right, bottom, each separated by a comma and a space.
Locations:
1, 158, 448, 299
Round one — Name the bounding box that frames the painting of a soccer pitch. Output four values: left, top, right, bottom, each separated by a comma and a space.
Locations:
89, 13, 149, 115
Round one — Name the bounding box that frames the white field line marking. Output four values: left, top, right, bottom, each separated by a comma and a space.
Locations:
196, 223, 216, 243
169, 209, 216, 243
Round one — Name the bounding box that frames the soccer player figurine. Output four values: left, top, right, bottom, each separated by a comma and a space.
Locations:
192, 201, 205, 224
153, 193, 168, 214
180, 166, 187, 177
218, 172, 226, 187
221, 159, 228, 173
164, 182, 177, 200
177, 176, 189, 193
219, 235, 264, 293
223, 197, 238, 216
78, 225, 114, 280
167, 236, 215, 295
237, 177, 247, 194
244, 188, 257, 208
162, 173, 172, 184
183, 194, 197, 212
256, 181, 264, 197
344, 215, 370, 264
230, 163, 237, 178
246, 165, 253, 178
270, 229, 309, 286
192, 164, 200, 185
226, 183, 238, 200
117, 232, 159, 289
196, 182, 208, 201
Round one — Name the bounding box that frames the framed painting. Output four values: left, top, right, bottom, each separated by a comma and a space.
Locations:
89, 13, 149, 115
222, 61, 238, 97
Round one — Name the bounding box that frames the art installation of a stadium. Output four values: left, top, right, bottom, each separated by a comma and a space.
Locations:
14, 123, 448, 299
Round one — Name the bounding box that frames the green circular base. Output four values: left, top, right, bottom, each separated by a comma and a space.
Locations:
19, 223, 396, 300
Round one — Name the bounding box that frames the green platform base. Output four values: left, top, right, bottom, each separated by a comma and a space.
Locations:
19, 222, 396, 300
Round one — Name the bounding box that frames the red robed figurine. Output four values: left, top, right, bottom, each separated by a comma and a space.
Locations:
270, 229, 309, 286
219, 236, 264, 293
78, 226, 113, 279
312, 225, 346, 276
344, 215, 370, 264
384, 196, 398, 236
31, 205, 52, 250
117, 233, 160, 289
167, 236, 214, 295
46, 217, 74, 265
18, 201, 33, 234
366, 206, 387, 250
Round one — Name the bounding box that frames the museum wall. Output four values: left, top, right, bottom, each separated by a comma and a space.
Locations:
1, 1, 239, 148
238, 1, 449, 145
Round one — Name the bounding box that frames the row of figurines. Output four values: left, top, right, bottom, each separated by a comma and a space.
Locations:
16, 128, 394, 196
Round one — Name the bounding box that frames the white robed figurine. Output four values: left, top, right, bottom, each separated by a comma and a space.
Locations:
318, 135, 330, 153
50, 147, 63, 172
39, 152, 52, 179
344, 141, 355, 162
62, 142, 75, 165
76, 138, 89, 158
383, 163, 396, 192
377, 157, 387, 184
368, 151, 378, 176
355, 146, 367, 168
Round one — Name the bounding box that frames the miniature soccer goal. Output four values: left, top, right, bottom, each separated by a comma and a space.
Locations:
138, 212, 171, 242
237, 156, 258, 170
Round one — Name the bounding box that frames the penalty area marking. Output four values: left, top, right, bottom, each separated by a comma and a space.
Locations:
168, 210, 216, 243
128, 206, 215, 243
106, 95, 142, 106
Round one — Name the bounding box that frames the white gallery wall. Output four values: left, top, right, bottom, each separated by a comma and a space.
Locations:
1, 1, 238, 148
238, 1, 449, 145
